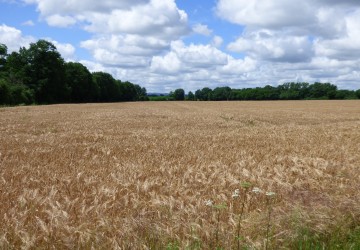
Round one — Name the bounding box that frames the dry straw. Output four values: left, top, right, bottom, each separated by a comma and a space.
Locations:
0, 101, 360, 248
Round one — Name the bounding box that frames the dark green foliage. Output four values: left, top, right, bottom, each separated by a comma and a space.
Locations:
278, 82, 309, 100
173, 88, 185, 100
195, 87, 213, 101
0, 79, 33, 105
0, 40, 148, 106
0, 43, 7, 73
308, 82, 337, 99
4, 40, 70, 104
288, 225, 360, 250
92, 72, 118, 102
212, 87, 232, 101
134, 84, 149, 101
91, 74, 146, 102
356, 89, 360, 99
65, 62, 98, 103
0, 79, 10, 104
118, 81, 138, 101
26, 40, 69, 104
189, 82, 358, 101
187, 91, 195, 101
335, 90, 358, 100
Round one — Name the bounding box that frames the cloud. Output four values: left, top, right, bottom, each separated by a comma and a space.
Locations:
151, 51, 181, 74
45, 14, 77, 27
0, 24, 35, 51
228, 30, 313, 63
212, 0, 360, 90
149, 41, 258, 90
22, 20, 35, 26
0, 24, 75, 61
50, 40, 76, 61
18, 0, 360, 91
193, 24, 212, 36
216, 0, 360, 41
81, 34, 169, 68
23, 0, 149, 15
220, 56, 257, 75
314, 10, 360, 60
84, 1, 189, 40
151, 41, 228, 73
216, 0, 315, 29
211, 36, 223, 48
25, 0, 190, 40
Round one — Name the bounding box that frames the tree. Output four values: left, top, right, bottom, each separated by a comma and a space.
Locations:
118, 81, 137, 101
134, 84, 148, 101
308, 82, 337, 99
261, 85, 280, 100
0, 79, 10, 104
335, 90, 357, 100
0, 43, 7, 73
173, 88, 185, 100
187, 91, 195, 101
92, 72, 118, 102
356, 89, 360, 99
6, 40, 69, 104
212, 87, 232, 101
277, 82, 310, 100
30, 40, 70, 103
195, 87, 213, 100
65, 62, 98, 103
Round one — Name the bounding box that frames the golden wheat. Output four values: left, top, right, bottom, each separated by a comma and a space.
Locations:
1, 101, 359, 249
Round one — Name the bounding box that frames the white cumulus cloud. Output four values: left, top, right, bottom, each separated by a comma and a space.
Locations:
193, 24, 212, 36
15, 0, 360, 91
228, 30, 313, 63
45, 14, 77, 27
0, 24, 35, 51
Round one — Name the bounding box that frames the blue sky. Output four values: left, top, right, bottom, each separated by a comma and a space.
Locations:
1, 0, 360, 92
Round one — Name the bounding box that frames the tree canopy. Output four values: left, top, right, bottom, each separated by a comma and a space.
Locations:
187, 82, 358, 101
0, 40, 148, 105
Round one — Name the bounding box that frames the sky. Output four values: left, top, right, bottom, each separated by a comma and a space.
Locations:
1, 0, 360, 92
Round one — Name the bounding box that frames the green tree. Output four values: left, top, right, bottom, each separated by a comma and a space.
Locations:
355, 89, 360, 99
6, 40, 69, 104
187, 91, 195, 101
173, 88, 185, 100
335, 90, 358, 100
0, 79, 10, 104
195, 87, 213, 100
92, 72, 118, 102
261, 85, 280, 100
29, 40, 69, 103
65, 62, 98, 103
0, 43, 7, 74
133, 84, 148, 101
212, 86, 232, 101
118, 81, 137, 101
0, 79, 33, 105
308, 82, 337, 99
278, 82, 310, 100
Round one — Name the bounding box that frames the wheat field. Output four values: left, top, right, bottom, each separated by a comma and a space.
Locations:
1, 101, 360, 249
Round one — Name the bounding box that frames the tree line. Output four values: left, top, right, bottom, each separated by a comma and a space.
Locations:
1, 40, 359, 105
167, 82, 360, 101
0, 40, 148, 105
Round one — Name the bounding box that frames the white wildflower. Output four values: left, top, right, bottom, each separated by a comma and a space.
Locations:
205, 199, 213, 207
232, 189, 240, 198
252, 187, 261, 194
266, 192, 276, 197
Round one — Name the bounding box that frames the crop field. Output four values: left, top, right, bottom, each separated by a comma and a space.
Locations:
1, 101, 360, 249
